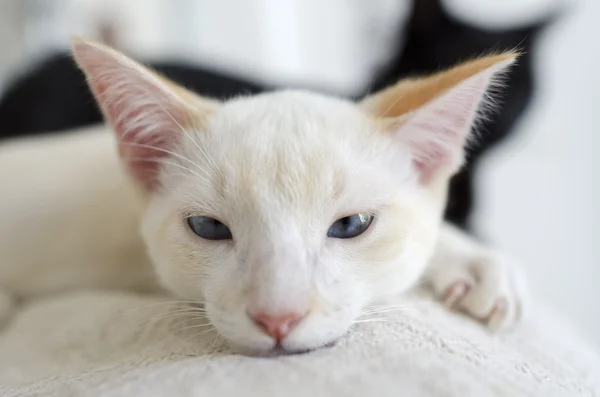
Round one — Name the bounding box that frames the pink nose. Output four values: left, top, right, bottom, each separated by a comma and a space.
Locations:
249, 311, 305, 341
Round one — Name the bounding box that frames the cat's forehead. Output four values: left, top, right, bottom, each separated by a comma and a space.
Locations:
178, 90, 397, 215
208, 90, 383, 179
224, 89, 357, 114
212, 90, 370, 139
196, 90, 379, 174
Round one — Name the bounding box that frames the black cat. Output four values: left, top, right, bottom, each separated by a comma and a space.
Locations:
0, 0, 557, 230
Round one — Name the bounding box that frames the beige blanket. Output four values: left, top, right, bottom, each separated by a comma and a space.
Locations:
0, 290, 598, 397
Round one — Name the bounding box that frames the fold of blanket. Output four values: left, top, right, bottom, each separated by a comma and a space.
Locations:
0, 290, 598, 397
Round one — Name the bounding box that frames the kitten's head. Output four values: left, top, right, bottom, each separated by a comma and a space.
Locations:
72, 38, 515, 354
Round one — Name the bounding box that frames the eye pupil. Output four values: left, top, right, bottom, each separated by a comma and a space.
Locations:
327, 213, 373, 239
187, 216, 233, 241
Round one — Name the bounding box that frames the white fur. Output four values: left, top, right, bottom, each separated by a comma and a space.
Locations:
426, 223, 529, 330
0, 41, 527, 354
0, 127, 156, 297
138, 91, 439, 352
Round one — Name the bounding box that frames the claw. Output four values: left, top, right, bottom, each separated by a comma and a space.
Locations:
443, 281, 470, 309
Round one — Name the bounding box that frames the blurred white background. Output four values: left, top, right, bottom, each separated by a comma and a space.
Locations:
0, 0, 597, 346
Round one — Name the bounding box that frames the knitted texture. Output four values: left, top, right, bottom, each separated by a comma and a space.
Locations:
0, 290, 598, 397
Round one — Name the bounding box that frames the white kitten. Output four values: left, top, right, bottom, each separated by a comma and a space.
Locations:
0, 38, 527, 353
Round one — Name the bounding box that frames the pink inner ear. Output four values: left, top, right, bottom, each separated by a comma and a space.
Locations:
399, 75, 491, 184
412, 143, 451, 184
87, 65, 184, 191
410, 106, 472, 183
118, 121, 174, 191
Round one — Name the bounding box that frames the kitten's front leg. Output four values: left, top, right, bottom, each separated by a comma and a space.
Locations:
425, 223, 529, 330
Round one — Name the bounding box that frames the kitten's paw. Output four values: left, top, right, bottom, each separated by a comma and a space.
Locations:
429, 252, 528, 331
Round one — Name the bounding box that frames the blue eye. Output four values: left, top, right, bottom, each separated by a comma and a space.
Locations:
187, 216, 232, 240
327, 213, 373, 239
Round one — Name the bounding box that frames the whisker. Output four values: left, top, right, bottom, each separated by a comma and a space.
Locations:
353, 318, 390, 324
359, 309, 413, 319
144, 89, 204, 157
140, 312, 198, 328
175, 322, 216, 334
121, 142, 206, 174
139, 309, 207, 329
122, 300, 202, 314
141, 306, 207, 319
177, 326, 218, 347
177, 108, 221, 174
360, 305, 411, 315
127, 157, 209, 183
169, 315, 210, 330
361, 303, 409, 312
210, 332, 222, 350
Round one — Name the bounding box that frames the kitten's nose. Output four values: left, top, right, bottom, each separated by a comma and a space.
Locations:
249, 311, 306, 341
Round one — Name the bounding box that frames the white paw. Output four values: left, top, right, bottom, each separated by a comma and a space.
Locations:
428, 251, 528, 331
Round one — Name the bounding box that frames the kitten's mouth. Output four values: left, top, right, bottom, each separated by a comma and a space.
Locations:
272, 345, 311, 357
256, 340, 337, 357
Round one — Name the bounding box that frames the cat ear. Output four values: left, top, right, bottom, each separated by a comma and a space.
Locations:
361, 53, 518, 184
71, 37, 218, 191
